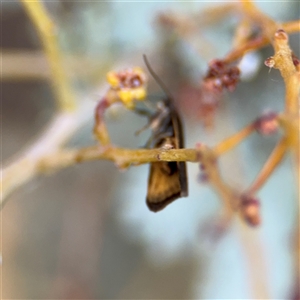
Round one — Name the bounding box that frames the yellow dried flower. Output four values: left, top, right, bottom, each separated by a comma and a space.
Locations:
106, 67, 147, 109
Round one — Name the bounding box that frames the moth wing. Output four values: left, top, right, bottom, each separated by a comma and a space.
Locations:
178, 161, 188, 197
171, 109, 188, 198
146, 161, 182, 212
146, 110, 188, 212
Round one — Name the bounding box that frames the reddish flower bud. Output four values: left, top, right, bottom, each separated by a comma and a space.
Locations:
264, 57, 275, 68
240, 195, 261, 226
204, 59, 240, 92
254, 111, 279, 135
274, 29, 288, 41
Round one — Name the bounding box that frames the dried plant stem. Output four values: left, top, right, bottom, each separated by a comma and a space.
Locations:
204, 159, 237, 216
237, 222, 270, 299
39, 147, 199, 173
247, 139, 287, 194
271, 31, 299, 115
240, 0, 277, 38
94, 99, 111, 146
268, 28, 300, 300
283, 20, 300, 33
246, 28, 299, 195
266, 28, 299, 187
214, 123, 255, 155
1, 103, 93, 208
224, 20, 300, 63
1, 141, 200, 209
20, 0, 76, 111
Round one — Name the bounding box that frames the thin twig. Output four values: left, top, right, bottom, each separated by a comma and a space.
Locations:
247, 138, 287, 194
20, 0, 76, 111
1, 95, 95, 208
36, 147, 199, 177
224, 20, 300, 63
214, 123, 255, 156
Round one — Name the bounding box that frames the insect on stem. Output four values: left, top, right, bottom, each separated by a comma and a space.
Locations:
142, 55, 188, 212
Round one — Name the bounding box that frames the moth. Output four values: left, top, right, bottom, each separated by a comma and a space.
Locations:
142, 55, 188, 212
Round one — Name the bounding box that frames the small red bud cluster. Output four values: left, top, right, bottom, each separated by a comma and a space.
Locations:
264, 57, 275, 68
274, 29, 288, 41
254, 111, 279, 135
114, 69, 146, 89
204, 59, 240, 92
240, 195, 261, 226
198, 162, 209, 183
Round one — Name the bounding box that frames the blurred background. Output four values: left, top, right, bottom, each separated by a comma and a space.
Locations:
2, 1, 299, 299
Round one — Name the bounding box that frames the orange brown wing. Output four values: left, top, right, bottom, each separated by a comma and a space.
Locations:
146, 160, 182, 212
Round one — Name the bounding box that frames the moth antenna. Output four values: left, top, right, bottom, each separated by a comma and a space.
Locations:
143, 54, 173, 102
